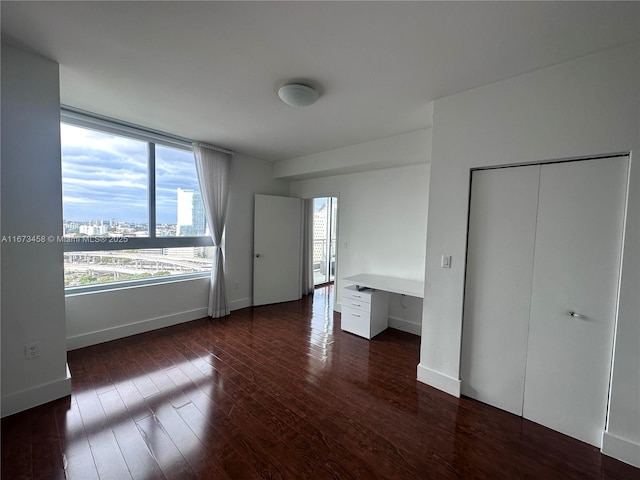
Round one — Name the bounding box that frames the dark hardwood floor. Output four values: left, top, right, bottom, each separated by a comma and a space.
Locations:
2, 285, 638, 479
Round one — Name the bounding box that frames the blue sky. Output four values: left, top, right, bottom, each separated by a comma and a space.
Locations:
61, 124, 200, 224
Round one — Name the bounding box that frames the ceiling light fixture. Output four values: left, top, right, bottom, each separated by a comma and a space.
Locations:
278, 83, 319, 107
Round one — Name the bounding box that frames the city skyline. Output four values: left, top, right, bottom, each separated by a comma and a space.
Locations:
63, 188, 205, 235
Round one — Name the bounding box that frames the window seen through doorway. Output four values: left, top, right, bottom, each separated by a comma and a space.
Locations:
313, 197, 337, 286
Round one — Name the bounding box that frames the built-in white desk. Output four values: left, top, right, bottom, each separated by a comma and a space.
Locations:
342, 273, 424, 298
340, 274, 424, 339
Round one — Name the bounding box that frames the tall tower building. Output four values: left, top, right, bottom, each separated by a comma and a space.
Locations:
176, 188, 207, 236
176, 188, 192, 236
191, 191, 206, 235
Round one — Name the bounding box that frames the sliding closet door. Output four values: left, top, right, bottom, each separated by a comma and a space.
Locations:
523, 156, 628, 447
461, 165, 541, 415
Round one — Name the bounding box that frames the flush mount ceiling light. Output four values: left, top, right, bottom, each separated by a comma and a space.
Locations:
277, 83, 319, 107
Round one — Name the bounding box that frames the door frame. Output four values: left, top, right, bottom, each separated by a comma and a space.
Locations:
303, 193, 341, 288
252, 194, 303, 306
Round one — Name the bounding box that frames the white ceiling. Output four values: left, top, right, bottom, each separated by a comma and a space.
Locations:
2, 1, 638, 161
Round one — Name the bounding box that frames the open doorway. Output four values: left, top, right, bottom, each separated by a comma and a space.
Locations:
312, 197, 338, 286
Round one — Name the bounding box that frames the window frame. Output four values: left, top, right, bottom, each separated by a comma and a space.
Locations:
60, 107, 213, 290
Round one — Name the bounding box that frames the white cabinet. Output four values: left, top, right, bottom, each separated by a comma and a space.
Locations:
341, 285, 389, 339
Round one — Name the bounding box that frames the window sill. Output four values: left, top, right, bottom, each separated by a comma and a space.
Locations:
65, 272, 210, 297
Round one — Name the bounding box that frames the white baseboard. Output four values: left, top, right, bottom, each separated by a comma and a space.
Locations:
2, 364, 72, 417
601, 431, 640, 468
416, 363, 461, 397
388, 315, 422, 336
67, 307, 208, 350
229, 297, 252, 311
68, 296, 252, 351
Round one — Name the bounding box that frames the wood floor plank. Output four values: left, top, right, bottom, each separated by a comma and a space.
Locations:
30, 401, 67, 480
72, 371, 133, 480
175, 401, 264, 480
53, 400, 100, 480
98, 388, 165, 480
135, 408, 198, 480
145, 399, 210, 478
1, 409, 33, 480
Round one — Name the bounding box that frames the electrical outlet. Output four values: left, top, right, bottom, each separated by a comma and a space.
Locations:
25, 342, 40, 359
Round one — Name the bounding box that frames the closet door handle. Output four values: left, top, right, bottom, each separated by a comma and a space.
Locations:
568, 311, 584, 319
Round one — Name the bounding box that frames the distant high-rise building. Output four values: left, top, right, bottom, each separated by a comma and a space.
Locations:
313, 202, 328, 263
176, 188, 191, 235
314, 202, 328, 238
191, 191, 206, 235
79, 224, 107, 236
176, 188, 206, 236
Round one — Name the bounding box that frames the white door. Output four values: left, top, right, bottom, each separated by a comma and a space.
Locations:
461, 165, 541, 416
523, 157, 628, 446
253, 194, 302, 306
462, 156, 628, 447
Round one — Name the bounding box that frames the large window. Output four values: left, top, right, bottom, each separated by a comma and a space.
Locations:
61, 110, 213, 290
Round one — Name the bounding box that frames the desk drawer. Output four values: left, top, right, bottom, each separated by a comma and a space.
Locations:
342, 298, 372, 313
342, 285, 373, 303
341, 306, 371, 338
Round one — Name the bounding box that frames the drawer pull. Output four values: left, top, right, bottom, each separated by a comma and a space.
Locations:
351, 313, 361, 317
352, 303, 361, 307
353, 294, 361, 298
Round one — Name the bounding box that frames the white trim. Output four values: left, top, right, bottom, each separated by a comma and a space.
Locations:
65, 272, 211, 296
229, 297, 253, 311
417, 363, 461, 397
601, 431, 640, 468
388, 316, 422, 336
62, 106, 193, 150
68, 296, 253, 352
67, 307, 208, 350
1, 364, 72, 417
61, 107, 234, 155
192, 142, 234, 156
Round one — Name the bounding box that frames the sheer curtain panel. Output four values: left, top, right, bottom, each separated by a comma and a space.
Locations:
193, 143, 232, 318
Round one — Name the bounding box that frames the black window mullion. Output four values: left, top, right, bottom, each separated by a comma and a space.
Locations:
148, 142, 156, 239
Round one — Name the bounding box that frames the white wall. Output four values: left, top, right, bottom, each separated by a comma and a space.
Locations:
66, 152, 290, 349
290, 162, 430, 335
420, 43, 640, 466
275, 128, 431, 180
66, 278, 210, 349
1, 45, 71, 416
224, 153, 291, 308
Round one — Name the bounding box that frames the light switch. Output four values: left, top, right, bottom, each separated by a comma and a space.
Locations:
441, 255, 452, 268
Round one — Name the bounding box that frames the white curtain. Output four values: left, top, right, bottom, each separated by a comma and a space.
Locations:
193, 143, 232, 318
300, 198, 315, 296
